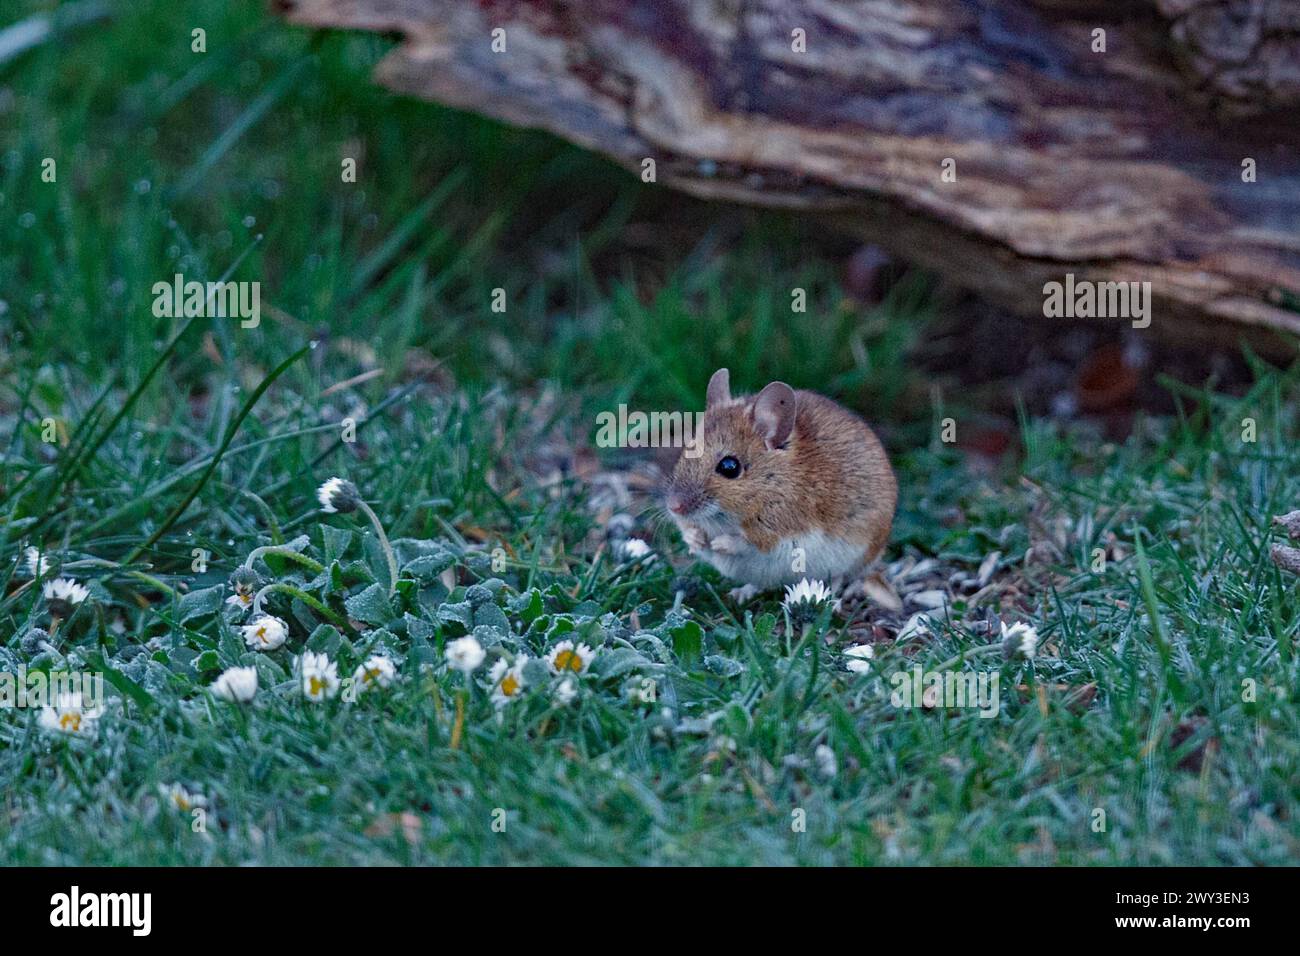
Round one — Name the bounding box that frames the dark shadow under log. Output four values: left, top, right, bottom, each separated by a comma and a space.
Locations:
276, 0, 1300, 348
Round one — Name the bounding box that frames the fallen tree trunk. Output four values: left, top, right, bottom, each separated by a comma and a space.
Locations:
1274, 510, 1300, 576
275, 0, 1300, 345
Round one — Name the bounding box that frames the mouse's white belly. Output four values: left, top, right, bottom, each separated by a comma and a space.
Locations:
709, 530, 868, 588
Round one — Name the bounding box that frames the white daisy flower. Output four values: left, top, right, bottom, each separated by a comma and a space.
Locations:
553, 677, 578, 706
24, 546, 52, 578
42, 577, 89, 616
545, 640, 595, 676
488, 656, 527, 708
316, 476, 361, 514
844, 643, 875, 673
300, 651, 340, 702
445, 636, 486, 674
619, 538, 656, 564
158, 783, 207, 813
782, 578, 837, 622
1001, 621, 1039, 660
241, 615, 288, 651
787, 580, 828, 604
38, 692, 100, 738
210, 666, 258, 702
225, 591, 254, 612
353, 654, 397, 693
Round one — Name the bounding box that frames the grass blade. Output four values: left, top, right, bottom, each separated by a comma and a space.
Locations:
125, 343, 311, 564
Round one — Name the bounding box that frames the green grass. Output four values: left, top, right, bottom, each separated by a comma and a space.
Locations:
1, 0, 1298, 865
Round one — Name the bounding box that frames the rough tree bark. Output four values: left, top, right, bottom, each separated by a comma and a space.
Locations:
275, 0, 1300, 345
1274, 510, 1300, 576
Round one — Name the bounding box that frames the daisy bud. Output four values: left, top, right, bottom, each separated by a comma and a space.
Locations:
227, 566, 262, 612
1000, 621, 1040, 661
210, 665, 258, 702
316, 476, 361, 514
445, 636, 486, 674
228, 565, 262, 592
553, 677, 579, 706
19, 627, 50, 656
670, 576, 701, 601
618, 538, 657, 564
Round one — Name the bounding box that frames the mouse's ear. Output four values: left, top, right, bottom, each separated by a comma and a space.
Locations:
706, 368, 731, 408
752, 382, 796, 449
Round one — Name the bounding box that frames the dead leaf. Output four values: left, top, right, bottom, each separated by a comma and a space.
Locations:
860, 570, 902, 612
976, 550, 1001, 587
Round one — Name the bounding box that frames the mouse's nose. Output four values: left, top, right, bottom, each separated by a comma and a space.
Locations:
667, 491, 690, 515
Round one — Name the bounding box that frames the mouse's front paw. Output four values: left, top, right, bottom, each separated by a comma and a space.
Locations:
709, 534, 745, 555
727, 583, 761, 604
681, 526, 709, 554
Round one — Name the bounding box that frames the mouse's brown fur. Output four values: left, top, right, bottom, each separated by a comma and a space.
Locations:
666, 369, 896, 586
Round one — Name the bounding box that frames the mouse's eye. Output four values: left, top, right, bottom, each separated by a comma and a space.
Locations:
715, 455, 742, 479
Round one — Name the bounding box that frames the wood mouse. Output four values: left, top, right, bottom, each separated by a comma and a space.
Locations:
666, 368, 896, 600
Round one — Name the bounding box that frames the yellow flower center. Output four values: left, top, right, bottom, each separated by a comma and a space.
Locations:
59, 713, 81, 732
500, 673, 520, 697
364, 668, 381, 683
554, 650, 582, 672
309, 676, 328, 696
255, 626, 268, 642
